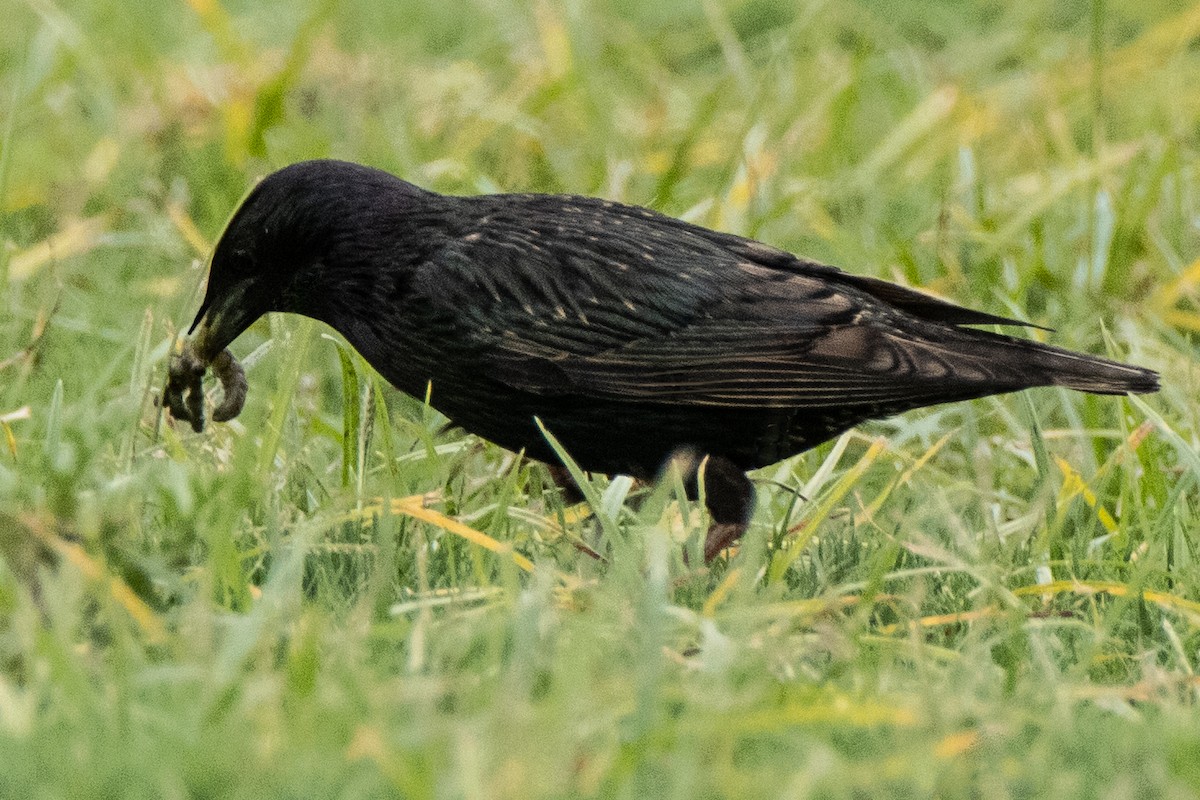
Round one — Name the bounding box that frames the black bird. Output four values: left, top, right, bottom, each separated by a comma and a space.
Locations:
165, 159, 1159, 561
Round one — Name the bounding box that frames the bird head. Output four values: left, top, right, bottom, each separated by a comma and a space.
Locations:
188, 159, 408, 362
189, 165, 302, 361
169, 160, 431, 430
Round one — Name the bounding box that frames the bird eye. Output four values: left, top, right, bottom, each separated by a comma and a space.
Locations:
213, 245, 257, 286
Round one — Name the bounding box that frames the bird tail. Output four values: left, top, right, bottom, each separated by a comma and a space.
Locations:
970, 331, 1159, 395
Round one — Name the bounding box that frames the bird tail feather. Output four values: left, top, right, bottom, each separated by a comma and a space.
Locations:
971, 332, 1159, 395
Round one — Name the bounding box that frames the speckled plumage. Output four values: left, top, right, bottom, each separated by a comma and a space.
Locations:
170, 159, 1159, 561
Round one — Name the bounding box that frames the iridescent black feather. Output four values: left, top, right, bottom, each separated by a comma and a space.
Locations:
173, 160, 1159, 561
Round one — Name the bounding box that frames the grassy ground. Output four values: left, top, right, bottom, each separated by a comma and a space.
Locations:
3, 0, 1200, 796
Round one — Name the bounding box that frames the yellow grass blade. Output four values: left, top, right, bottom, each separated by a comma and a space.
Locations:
855, 85, 958, 185
0, 407, 29, 459
1156, 308, 1200, 333
9, 216, 108, 281
874, 607, 1002, 636
557, 503, 593, 526
1054, 456, 1118, 534
340, 495, 538, 575
534, 0, 573, 79
1109, 3, 1200, 85
934, 729, 982, 759
730, 695, 918, 730
167, 201, 212, 257
1152, 254, 1200, 309
393, 496, 536, 574
725, 595, 862, 624
701, 567, 742, 617
769, 438, 886, 582
25, 516, 167, 645
184, 0, 251, 64
858, 430, 954, 524
1012, 580, 1200, 624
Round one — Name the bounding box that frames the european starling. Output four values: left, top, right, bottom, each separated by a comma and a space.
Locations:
165, 160, 1159, 561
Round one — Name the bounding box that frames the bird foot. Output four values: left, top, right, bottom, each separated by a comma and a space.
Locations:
703, 521, 747, 562
696, 455, 755, 563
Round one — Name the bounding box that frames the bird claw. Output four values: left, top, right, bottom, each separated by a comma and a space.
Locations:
163, 340, 246, 433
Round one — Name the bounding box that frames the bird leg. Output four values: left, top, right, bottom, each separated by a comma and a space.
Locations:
544, 462, 585, 505
699, 455, 756, 562
545, 454, 754, 563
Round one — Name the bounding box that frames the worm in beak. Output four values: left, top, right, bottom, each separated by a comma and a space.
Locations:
163, 342, 247, 433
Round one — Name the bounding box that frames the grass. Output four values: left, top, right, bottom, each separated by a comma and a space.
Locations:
2, 0, 1200, 796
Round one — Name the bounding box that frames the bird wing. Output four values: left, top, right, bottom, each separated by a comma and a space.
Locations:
412, 195, 1031, 410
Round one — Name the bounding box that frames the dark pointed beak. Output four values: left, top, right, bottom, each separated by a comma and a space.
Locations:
186, 278, 262, 364
163, 277, 260, 432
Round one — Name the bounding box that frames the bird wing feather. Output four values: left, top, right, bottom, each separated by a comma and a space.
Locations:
413, 195, 1028, 409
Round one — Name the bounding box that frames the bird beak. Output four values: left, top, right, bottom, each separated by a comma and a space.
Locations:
186, 278, 261, 364
165, 277, 256, 432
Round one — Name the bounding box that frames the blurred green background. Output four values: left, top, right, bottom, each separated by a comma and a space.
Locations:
2, 0, 1200, 797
